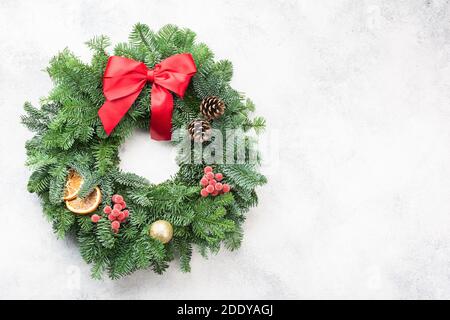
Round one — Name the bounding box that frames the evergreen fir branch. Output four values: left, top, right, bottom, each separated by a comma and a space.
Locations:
77, 172, 99, 198
47, 49, 95, 103
244, 116, 266, 134
93, 141, 118, 176
192, 205, 235, 245
67, 153, 93, 176
41, 102, 61, 115
129, 207, 150, 227
212, 192, 235, 207
21, 102, 51, 133
45, 164, 69, 205
113, 170, 149, 188
78, 232, 98, 264
163, 208, 195, 227
197, 242, 209, 259
91, 255, 109, 280
213, 60, 233, 83
223, 224, 244, 251
27, 170, 51, 193
100, 174, 114, 207
113, 42, 137, 59
109, 244, 135, 279
156, 24, 179, 57
43, 202, 76, 239
174, 28, 196, 52
219, 164, 267, 191
77, 216, 94, 233
245, 98, 256, 112
174, 239, 192, 272
85, 35, 111, 52
147, 237, 166, 263
129, 23, 158, 55
191, 43, 214, 71
49, 176, 65, 204
96, 218, 116, 249
53, 208, 76, 239
233, 188, 259, 210
151, 259, 169, 275
25, 152, 58, 171
131, 235, 153, 269
128, 188, 153, 207
121, 224, 139, 241
174, 164, 205, 185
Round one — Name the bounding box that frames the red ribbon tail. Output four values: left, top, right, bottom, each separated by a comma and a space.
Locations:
150, 84, 173, 141
98, 92, 141, 136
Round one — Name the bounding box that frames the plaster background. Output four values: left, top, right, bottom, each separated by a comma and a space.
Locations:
1, 0, 450, 299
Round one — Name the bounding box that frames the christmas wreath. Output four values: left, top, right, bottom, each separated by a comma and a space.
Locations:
22, 24, 266, 279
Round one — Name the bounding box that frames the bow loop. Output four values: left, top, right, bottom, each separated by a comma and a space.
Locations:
98, 54, 197, 140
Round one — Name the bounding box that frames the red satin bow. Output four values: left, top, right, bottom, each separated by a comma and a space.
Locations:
98, 54, 197, 140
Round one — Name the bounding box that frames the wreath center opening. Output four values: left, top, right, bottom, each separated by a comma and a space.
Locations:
119, 130, 179, 184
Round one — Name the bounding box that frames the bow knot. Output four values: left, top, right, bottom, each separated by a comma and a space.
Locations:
98, 54, 197, 140
146, 69, 155, 82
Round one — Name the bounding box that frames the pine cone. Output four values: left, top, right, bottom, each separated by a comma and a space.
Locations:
200, 96, 225, 120
188, 119, 212, 143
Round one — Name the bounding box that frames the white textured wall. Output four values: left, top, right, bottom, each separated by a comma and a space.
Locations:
1, 0, 450, 299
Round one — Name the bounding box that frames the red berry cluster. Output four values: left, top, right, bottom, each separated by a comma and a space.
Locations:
200, 166, 231, 197
91, 194, 130, 233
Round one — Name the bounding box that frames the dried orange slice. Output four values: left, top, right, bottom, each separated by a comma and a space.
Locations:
65, 186, 102, 215
63, 169, 84, 201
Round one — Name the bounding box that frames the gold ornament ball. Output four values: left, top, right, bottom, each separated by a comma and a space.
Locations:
149, 220, 173, 244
